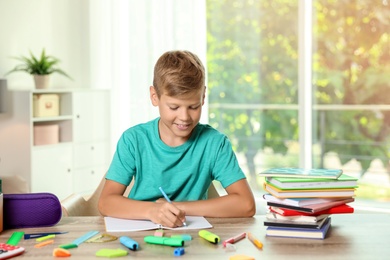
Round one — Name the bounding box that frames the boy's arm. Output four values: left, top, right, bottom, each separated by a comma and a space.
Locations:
173, 179, 256, 217
98, 180, 186, 227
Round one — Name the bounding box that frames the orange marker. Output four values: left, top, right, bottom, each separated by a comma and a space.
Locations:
34, 239, 54, 248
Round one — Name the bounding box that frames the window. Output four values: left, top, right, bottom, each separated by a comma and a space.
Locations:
207, 0, 390, 211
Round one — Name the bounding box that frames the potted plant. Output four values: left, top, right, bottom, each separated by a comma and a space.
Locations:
4, 48, 72, 89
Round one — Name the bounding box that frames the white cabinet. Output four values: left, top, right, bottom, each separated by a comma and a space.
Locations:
73, 91, 110, 142
31, 144, 73, 199
0, 88, 111, 200
71, 91, 111, 195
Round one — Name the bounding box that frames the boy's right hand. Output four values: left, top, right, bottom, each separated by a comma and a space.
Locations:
150, 200, 186, 228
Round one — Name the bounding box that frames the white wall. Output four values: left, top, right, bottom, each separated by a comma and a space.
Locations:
0, 0, 92, 185
0, 0, 90, 89
0, 0, 207, 185
89, 0, 208, 146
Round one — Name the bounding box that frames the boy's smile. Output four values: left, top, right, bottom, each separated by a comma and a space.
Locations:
150, 86, 205, 147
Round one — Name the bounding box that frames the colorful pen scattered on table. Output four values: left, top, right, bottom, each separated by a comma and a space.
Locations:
223, 232, 246, 247
24, 232, 69, 240
199, 230, 220, 244
247, 232, 263, 249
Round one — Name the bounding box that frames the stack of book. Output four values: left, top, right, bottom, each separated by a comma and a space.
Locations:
258, 167, 358, 239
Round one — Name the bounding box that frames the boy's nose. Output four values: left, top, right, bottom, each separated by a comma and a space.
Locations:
178, 108, 190, 120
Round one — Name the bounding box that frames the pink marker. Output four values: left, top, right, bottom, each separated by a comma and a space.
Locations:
222, 232, 246, 247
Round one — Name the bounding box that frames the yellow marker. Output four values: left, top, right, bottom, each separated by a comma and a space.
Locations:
198, 230, 220, 244
36, 234, 55, 242
247, 232, 263, 249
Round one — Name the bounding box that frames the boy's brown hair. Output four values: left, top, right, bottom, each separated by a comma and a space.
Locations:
153, 50, 205, 98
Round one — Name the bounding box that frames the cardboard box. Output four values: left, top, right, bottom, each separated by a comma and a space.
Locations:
33, 124, 59, 145
33, 94, 60, 117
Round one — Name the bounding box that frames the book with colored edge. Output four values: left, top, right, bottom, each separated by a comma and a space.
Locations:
265, 174, 358, 190
269, 203, 354, 216
266, 217, 332, 240
266, 212, 330, 223
266, 197, 355, 213
264, 214, 329, 229
258, 168, 343, 179
264, 182, 355, 198
263, 193, 350, 207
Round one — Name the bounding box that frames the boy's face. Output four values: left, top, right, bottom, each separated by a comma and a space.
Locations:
150, 86, 205, 147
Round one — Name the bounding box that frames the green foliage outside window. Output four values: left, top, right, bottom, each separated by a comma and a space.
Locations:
206, 0, 390, 196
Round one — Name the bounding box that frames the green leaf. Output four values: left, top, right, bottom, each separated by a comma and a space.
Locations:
3, 48, 72, 80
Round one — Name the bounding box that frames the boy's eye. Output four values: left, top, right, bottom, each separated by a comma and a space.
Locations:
168, 105, 200, 110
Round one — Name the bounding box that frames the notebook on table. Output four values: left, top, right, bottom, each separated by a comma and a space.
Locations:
104, 216, 212, 232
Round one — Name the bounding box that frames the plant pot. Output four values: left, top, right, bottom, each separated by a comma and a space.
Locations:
33, 75, 50, 89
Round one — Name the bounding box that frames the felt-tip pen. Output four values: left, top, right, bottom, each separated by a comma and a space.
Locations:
222, 232, 246, 247
144, 236, 184, 247
120, 236, 139, 251
198, 230, 220, 244
247, 232, 263, 249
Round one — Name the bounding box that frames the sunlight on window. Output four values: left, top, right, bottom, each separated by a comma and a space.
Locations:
207, 0, 390, 210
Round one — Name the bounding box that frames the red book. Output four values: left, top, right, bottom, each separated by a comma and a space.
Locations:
269, 204, 354, 216
266, 197, 354, 213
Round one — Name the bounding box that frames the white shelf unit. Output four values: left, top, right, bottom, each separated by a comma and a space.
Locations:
0, 88, 111, 200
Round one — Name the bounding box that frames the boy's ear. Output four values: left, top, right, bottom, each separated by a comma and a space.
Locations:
150, 86, 159, 106
202, 86, 206, 105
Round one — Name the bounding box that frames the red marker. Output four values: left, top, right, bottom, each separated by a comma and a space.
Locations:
222, 232, 246, 247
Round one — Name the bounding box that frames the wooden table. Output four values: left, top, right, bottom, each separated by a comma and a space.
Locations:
1, 214, 389, 259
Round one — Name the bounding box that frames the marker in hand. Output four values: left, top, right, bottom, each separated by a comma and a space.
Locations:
159, 186, 187, 227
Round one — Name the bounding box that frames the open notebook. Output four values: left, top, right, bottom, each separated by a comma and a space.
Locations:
104, 216, 213, 232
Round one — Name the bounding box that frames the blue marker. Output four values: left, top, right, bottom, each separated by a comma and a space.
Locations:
120, 236, 139, 251
159, 187, 187, 227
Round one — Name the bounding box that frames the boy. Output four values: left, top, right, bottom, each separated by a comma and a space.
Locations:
98, 50, 256, 228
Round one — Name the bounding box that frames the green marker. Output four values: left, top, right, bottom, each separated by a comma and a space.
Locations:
59, 243, 78, 249
144, 236, 184, 247
198, 230, 220, 244
7, 232, 24, 246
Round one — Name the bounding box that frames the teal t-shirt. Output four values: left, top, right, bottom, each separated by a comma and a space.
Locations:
106, 118, 246, 201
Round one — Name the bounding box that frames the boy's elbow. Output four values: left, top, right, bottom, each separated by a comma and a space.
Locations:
236, 196, 256, 217
244, 199, 256, 217
97, 198, 108, 216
